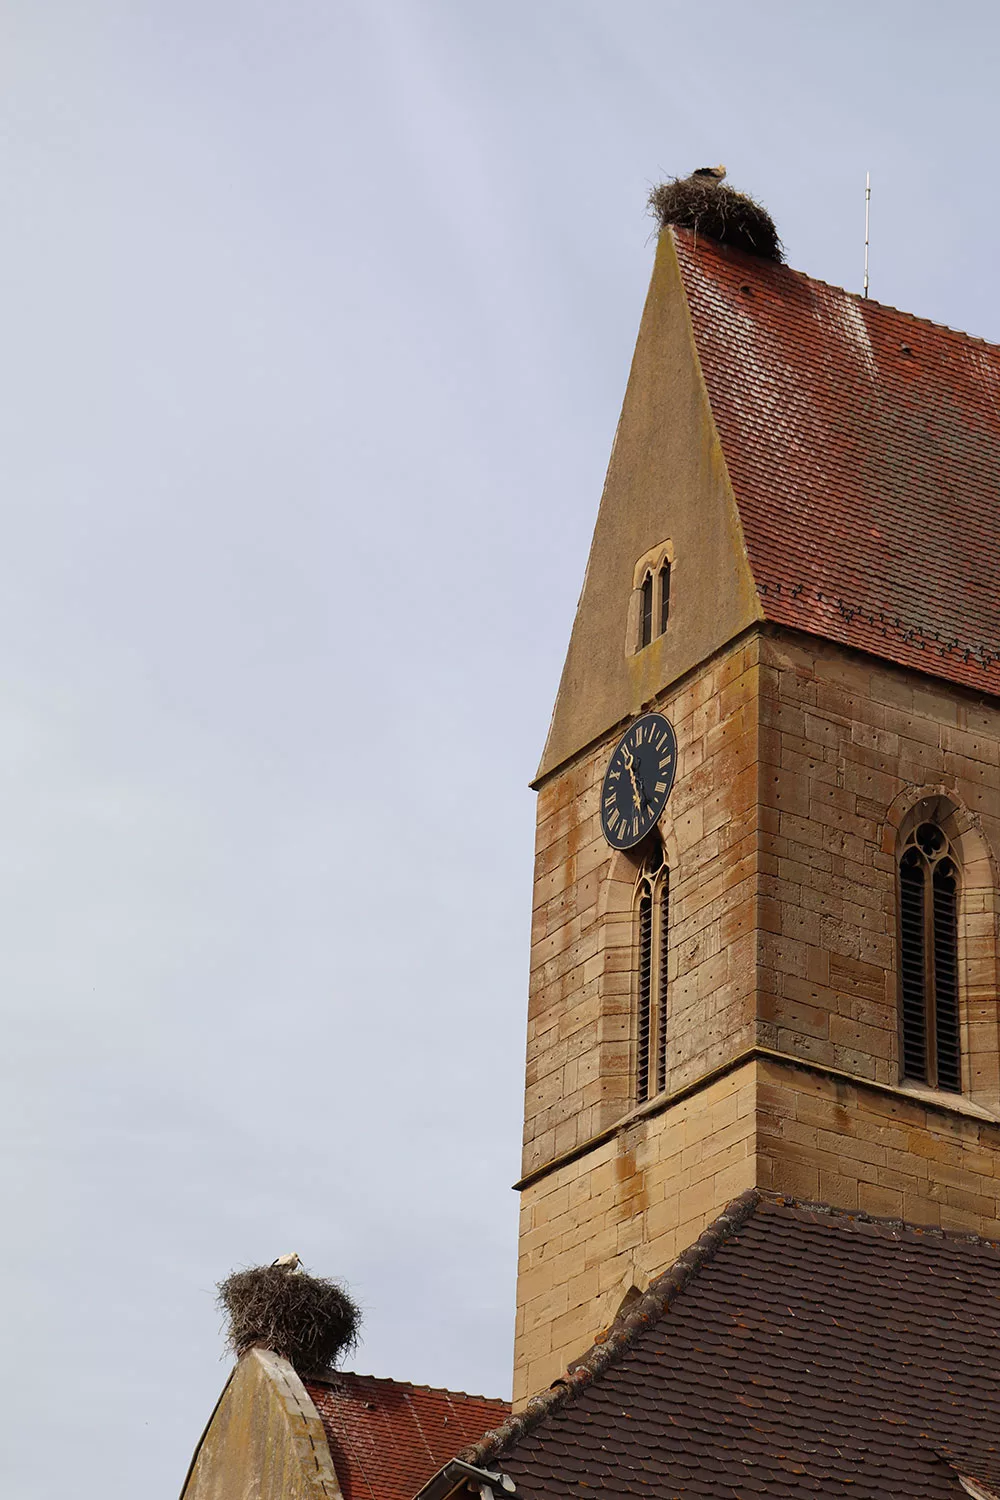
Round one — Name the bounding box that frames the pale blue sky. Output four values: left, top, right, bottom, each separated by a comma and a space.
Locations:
1, 4, 997, 1496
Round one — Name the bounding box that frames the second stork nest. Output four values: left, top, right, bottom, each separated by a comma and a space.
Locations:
649, 177, 783, 262
218, 1264, 360, 1375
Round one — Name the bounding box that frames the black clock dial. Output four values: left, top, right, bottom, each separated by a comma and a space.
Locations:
600, 713, 678, 850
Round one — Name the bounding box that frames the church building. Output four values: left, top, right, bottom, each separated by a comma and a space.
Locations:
182, 192, 1000, 1500
509, 215, 1000, 1405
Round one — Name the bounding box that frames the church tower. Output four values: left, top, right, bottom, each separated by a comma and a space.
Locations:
513, 221, 1000, 1405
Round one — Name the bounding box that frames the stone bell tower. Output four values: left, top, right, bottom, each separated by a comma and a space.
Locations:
512, 220, 1000, 1406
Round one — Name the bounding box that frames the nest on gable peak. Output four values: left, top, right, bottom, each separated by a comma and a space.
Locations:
218, 1262, 361, 1375
648, 175, 784, 262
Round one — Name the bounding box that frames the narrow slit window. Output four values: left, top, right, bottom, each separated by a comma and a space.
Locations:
656, 873, 670, 1095
658, 560, 671, 636
636, 889, 652, 1103
898, 823, 961, 1093
639, 573, 653, 650
634, 853, 670, 1105
899, 848, 927, 1082
933, 860, 960, 1092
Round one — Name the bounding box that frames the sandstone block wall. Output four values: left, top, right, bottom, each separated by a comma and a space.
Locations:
756, 633, 1000, 1104
514, 1061, 757, 1405
526, 635, 760, 1179
758, 1055, 1000, 1237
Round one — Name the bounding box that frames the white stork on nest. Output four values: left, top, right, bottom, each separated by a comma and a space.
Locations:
271, 1252, 303, 1271
690, 165, 727, 184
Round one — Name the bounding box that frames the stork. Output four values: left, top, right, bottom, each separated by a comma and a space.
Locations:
271, 1252, 302, 1271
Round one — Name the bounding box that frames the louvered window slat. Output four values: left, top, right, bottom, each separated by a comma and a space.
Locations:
899, 826, 963, 1095
636, 890, 652, 1103
933, 863, 960, 1093
899, 852, 927, 1083
656, 874, 670, 1096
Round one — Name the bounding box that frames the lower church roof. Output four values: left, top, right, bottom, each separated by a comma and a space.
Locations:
462, 1191, 1000, 1500
305, 1371, 509, 1500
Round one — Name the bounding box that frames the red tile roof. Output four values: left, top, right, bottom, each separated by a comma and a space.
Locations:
673, 228, 1000, 696
466, 1192, 1000, 1500
304, 1372, 508, 1500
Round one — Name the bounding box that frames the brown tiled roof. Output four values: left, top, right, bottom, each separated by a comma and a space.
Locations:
673, 228, 1000, 696
465, 1192, 1000, 1499
304, 1372, 508, 1500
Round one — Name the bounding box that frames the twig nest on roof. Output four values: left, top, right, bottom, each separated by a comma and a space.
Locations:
649, 177, 783, 261
218, 1264, 360, 1375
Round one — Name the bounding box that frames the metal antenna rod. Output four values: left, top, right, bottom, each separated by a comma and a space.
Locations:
863, 171, 871, 299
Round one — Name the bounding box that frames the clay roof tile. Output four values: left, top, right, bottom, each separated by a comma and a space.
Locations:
305, 1373, 508, 1500
672, 228, 1000, 696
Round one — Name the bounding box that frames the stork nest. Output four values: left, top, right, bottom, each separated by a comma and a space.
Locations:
648, 177, 783, 261
217, 1264, 360, 1375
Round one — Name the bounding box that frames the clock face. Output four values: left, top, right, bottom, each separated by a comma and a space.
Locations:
600, 713, 678, 850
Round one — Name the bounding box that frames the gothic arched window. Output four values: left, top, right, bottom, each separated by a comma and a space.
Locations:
630, 544, 673, 655
635, 846, 670, 1103
899, 821, 961, 1093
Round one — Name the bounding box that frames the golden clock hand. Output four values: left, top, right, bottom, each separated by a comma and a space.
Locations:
625, 757, 643, 811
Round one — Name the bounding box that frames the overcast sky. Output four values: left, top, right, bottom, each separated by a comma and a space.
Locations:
2, 4, 998, 1497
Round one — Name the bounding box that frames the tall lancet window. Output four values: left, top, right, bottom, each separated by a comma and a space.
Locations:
899, 822, 961, 1093
639, 571, 654, 649
658, 559, 671, 635
635, 843, 670, 1104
